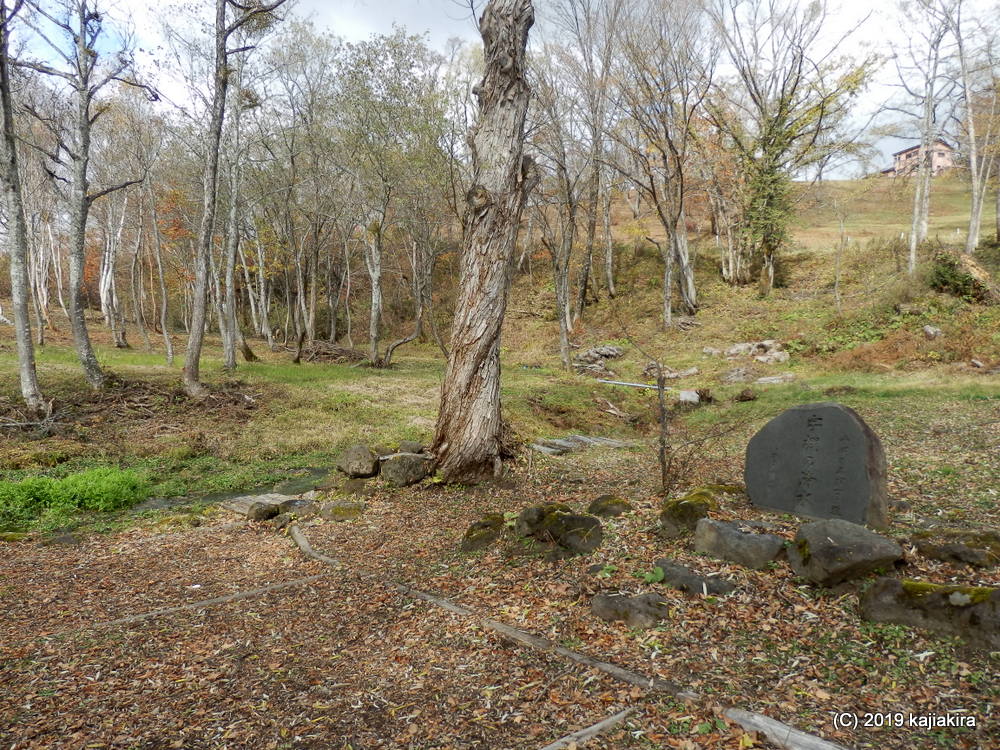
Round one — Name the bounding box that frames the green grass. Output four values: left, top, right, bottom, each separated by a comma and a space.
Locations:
0, 467, 149, 532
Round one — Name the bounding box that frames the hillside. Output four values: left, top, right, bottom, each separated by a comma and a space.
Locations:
1, 177, 999, 749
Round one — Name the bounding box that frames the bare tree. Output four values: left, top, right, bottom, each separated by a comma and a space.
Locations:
888, 0, 954, 274
181, 0, 287, 398
609, 0, 712, 318
18, 0, 154, 388
710, 0, 875, 293
433, 0, 538, 483
0, 0, 45, 412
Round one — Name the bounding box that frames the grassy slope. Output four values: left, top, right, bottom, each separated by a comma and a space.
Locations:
0, 174, 997, 520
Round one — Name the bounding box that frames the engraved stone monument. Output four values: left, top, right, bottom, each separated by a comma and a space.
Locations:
744, 403, 888, 528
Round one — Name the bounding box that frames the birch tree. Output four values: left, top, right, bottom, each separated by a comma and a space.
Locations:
18, 0, 152, 388
432, 0, 538, 483
181, 0, 287, 398
0, 0, 45, 413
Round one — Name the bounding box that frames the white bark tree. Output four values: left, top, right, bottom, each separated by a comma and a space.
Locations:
0, 0, 45, 413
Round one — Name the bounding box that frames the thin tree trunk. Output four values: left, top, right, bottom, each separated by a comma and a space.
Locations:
0, 2, 44, 412
432, 0, 536, 483
148, 182, 174, 365
130, 195, 151, 351
602, 180, 615, 297
183, 0, 228, 397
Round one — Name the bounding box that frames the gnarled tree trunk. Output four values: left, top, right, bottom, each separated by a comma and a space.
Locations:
432, 0, 536, 483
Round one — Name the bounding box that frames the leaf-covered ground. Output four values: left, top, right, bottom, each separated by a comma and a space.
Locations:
2, 370, 997, 749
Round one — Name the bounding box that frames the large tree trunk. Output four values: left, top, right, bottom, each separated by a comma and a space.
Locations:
432, 0, 536, 484
183, 0, 229, 397
0, 1, 44, 412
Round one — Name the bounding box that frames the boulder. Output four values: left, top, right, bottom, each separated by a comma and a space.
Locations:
726, 343, 754, 357
461, 513, 505, 552
922, 325, 944, 340
911, 528, 1000, 569
755, 350, 790, 365
788, 519, 903, 586
859, 578, 1000, 650
721, 367, 755, 384
336, 444, 380, 478
587, 495, 633, 518
319, 501, 366, 522
702, 347, 722, 356
658, 490, 717, 537
398, 440, 425, 454
591, 592, 668, 628
755, 374, 795, 384
654, 558, 737, 596
337, 478, 374, 498
745, 402, 888, 528
576, 345, 624, 364
515, 503, 603, 556
270, 512, 293, 530
694, 519, 785, 570
380, 453, 433, 487
734, 388, 758, 402
247, 501, 280, 522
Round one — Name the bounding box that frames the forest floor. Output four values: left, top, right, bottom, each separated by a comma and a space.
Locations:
2, 208, 1000, 748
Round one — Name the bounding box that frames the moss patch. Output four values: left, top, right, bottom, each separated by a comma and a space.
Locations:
899, 580, 996, 606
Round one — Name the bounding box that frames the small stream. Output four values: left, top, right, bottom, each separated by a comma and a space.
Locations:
132, 467, 332, 514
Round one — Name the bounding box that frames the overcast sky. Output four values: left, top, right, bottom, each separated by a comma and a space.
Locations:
293, 0, 480, 46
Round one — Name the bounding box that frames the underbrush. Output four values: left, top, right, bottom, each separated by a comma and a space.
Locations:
0, 467, 149, 532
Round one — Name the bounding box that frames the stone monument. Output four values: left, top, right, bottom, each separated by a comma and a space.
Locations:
744, 402, 888, 528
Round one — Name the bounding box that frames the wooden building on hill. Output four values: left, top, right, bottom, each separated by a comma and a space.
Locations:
881, 140, 956, 177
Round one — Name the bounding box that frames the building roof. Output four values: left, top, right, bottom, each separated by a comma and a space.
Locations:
892, 139, 954, 157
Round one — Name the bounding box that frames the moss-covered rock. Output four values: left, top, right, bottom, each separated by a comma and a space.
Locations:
910, 528, 1000, 568
860, 577, 1000, 650
658, 489, 719, 537
460, 513, 505, 552
587, 495, 633, 518
319, 501, 366, 522
515, 503, 603, 556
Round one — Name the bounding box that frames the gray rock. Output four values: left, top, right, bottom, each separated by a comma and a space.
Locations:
744, 402, 889, 529
576, 345, 624, 364
319, 501, 366, 522
337, 478, 373, 498
726, 343, 755, 357
380, 452, 433, 487
788, 519, 903, 586
859, 578, 1000, 650
461, 513, 505, 552
591, 592, 668, 628
270, 512, 293, 530
755, 374, 796, 384
654, 558, 737, 596
41, 532, 81, 546
702, 347, 722, 356
678, 390, 700, 405
923, 325, 944, 340
336, 444, 380, 478
755, 350, 790, 365
911, 528, 1000, 569
694, 518, 785, 569
276, 496, 313, 514
587, 495, 633, 518
721, 367, 754, 383
247, 501, 280, 522
398, 440, 425, 454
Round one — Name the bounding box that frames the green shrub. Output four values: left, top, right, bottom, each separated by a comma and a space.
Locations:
928, 252, 979, 301
0, 468, 149, 532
